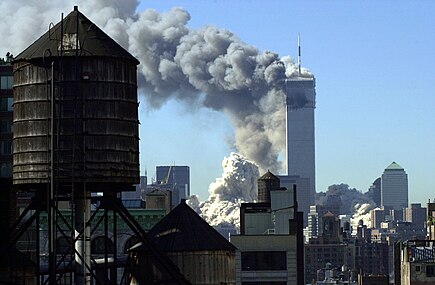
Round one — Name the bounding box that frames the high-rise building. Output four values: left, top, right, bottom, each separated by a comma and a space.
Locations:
370, 208, 386, 229
381, 162, 408, 211
0, 53, 13, 179
156, 165, 190, 207
284, 77, 316, 221
404, 203, 427, 229
122, 175, 147, 200
0, 54, 14, 249
368, 177, 381, 206
427, 200, 435, 240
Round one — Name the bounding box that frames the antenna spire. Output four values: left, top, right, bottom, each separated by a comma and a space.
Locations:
298, 33, 301, 76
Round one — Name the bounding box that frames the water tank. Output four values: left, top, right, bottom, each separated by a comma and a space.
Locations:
12, 7, 140, 192
257, 170, 280, 203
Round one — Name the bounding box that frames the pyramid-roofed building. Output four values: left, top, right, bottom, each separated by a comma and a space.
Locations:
147, 199, 236, 252
385, 161, 404, 170
129, 200, 236, 284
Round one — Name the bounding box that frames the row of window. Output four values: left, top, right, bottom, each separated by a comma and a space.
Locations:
241, 251, 287, 271
416, 264, 435, 277
0, 97, 13, 111
0, 76, 13, 90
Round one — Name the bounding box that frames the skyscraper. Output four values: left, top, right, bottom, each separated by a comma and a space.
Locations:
381, 162, 408, 211
0, 54, 14, 249
284, 77, 316, 219
0, 54, 13, 179
156, 165, 190, 207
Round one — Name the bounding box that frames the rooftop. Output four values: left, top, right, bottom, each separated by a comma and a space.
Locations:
146, 200, 236, 252
14, 6, 138, 64
385, 161, 404, 170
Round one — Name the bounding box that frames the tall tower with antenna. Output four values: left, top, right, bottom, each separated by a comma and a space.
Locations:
282, 34, 316, 223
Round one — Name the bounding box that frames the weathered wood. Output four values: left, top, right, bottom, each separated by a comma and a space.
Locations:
13, 58, 139, 191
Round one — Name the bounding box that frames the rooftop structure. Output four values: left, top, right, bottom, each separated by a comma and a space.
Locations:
129, 200, 236, 284
231, 171, 304, 285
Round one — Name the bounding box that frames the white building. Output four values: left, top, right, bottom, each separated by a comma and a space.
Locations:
381, 162, 408, 211
230, 173, 304, 285
285, 77, 316, 222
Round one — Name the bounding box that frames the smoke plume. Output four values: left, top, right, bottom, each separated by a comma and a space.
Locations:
1, 0, 312, 173
351, 203, 377, 230
316, 184, 375, 216
188, 152, 259, 229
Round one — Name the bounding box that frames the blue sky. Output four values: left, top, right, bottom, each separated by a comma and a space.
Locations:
136, 1, 435, 203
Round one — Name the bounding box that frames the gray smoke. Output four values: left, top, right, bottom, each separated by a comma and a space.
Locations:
1, 1, 312, 173
351, 203, 378, 230
316, 184, 375, 216
188, 152, 259, 229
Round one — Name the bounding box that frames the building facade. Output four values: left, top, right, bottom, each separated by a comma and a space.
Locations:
397, 240, 435, 285
285, 77, 316, 221
381, 162, 408, 211
0, 54, 14, 255
231, 172, 304, 285
368, 177, 382, 207
404, 203, 427, 229
0, 54, 13, 179
156, 165, 190, 207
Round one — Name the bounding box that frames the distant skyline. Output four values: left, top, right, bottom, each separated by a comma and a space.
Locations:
1, 1, 433, 205
136, 1, 434, 204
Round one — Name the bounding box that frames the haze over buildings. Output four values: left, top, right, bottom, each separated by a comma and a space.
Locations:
0, 0, 433, 207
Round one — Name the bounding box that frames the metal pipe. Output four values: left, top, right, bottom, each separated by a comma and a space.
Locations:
48, 60, 56, 284
112, 203, 118, 283
75, 192, 91, 285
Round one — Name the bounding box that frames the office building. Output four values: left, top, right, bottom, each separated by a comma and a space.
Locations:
285, 77, 316, 222
368, 177, 382, 207
381, 162, 408, 211
231, 171, 304, 285
278, 174, 310, 225
370, 208, 386, 229
0, 54, 14, 246
156, 165, 190, 207
122, 175, 147, 200
404, 203, 427, 229
396, 240, 435, 285
426, 201, 435, 240
0, 53, 13, 179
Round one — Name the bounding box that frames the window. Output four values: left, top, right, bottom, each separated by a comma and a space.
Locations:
7, 97, 13, 111
0, 118, 12, 133
0, 97, 13, 111
0, 98, 4, 111
0, 140, 12, 155
241, 251, 286, 271
415, 265, 421, 272
427, 265, 435, 277
0, 162, 12, 177
0, 76, 13, 90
